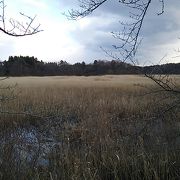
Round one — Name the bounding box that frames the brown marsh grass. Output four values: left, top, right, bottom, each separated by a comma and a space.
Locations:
0, 75, 180, 179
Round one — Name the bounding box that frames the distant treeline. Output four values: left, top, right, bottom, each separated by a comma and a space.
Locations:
0, 56, 180, 76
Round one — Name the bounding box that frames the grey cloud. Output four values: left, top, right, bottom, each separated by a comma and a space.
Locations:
64, 0, 180, 64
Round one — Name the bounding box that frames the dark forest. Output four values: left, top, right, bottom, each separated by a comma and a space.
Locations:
1, 56, 180, 76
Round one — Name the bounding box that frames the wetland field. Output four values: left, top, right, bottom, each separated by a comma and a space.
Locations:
0, 75, 180, 180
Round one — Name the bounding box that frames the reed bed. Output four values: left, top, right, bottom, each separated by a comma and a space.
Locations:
0, 75, 180, 180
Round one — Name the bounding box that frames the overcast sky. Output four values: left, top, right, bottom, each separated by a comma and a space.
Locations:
0, 0, 180, 65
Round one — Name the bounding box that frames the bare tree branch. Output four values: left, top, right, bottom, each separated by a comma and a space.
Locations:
67, 0, 108, 20
0, 0, 42, 37
67, 0, 167, 64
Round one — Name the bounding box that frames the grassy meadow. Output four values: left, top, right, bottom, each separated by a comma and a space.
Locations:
0, 75, 180, 180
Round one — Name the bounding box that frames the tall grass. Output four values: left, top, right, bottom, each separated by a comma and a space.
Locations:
0, 75, 180, 179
